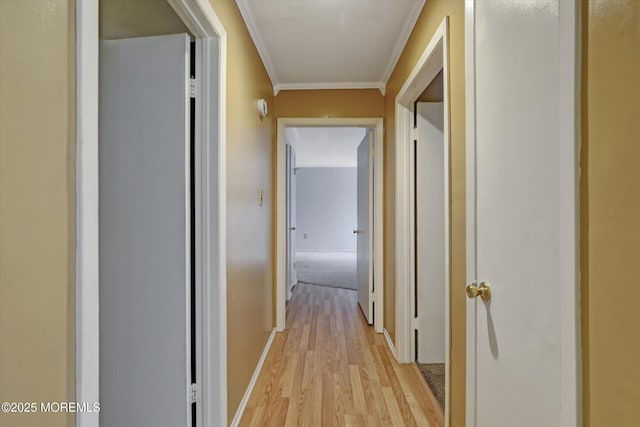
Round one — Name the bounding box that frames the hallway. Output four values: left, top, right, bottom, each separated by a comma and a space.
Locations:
240, 283, 443, 426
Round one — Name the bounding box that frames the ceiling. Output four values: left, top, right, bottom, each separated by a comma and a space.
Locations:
236, 0, 425, 95
286, 127, 367, 167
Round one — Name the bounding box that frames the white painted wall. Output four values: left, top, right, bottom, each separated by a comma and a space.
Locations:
286, 127, 364, 167
296, 167, 357, 252
416, 102, 446, 364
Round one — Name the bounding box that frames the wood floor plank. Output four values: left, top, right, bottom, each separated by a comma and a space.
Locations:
349, 365, 367, 414
238, 283, 443, 427
382, 387, 406, 427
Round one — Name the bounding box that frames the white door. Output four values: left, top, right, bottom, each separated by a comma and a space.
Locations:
357, 130, 373, 323
286, 143, 298, 300
99, 34, 192, 427
466, 1, 578, 426
415, 102, 445, 363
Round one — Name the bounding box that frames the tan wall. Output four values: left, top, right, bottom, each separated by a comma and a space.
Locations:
0, 1, 75, 426
583, 1, 640, 425
384, 2, 466, 426
100, 0, 192, 40
274, 89, 384, 118
207, 0, 276, 420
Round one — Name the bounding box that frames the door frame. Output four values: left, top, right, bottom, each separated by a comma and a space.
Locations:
394, 16, 451, 425
276, 118, 384, 333
75, 1, 228, 426
464, 1, 582, 426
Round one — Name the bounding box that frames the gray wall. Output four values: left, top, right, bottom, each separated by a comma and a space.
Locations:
296, 167, 357, 252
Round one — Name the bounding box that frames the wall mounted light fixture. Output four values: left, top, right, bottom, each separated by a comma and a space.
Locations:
257, 99, 268, 118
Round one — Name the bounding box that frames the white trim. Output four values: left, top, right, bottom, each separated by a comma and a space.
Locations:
75, 1, 99, 426
229, 328, 277, 427
276, 118, 384, 333
77, 0, 228, 425
234, 0, 277, 93
395, 18, 448, 362
275, 81, 386, 96
167, 2, 229, 426
558, 1, 582, 425
394, 17, 451, 427
394, 104, 412, 364
464, 1, 477, 426
380, 0, 426, 87
383, 328, 398, 361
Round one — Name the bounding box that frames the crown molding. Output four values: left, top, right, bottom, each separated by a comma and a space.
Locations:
380, 0, 426, 86
236, 0, 427, 97
235, 0, 279, 90
275, 81, 386, 96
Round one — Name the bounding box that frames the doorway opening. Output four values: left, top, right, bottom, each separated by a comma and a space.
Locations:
395, 17, 450, 427
276, 118, 384, 333
285, 127, 370, 319
414, 95, 446, 412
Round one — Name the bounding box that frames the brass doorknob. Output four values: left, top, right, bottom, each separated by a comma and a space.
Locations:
466, 282, 491, 302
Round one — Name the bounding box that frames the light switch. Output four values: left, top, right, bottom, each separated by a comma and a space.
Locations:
258, 188, 263, 206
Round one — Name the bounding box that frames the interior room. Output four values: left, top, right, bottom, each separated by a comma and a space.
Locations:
286, 127, 364, 294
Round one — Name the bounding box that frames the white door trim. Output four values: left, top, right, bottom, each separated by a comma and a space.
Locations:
394, 16, 451, 426
557, 1, 582, 425
276, 118, 384, 333
75, 0, 228, 425
464, 1, 581, 426
75, 3, 99, 426
464, 2, 477, 425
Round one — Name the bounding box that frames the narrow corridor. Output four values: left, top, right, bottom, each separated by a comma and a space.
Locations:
240, 283, 443, 426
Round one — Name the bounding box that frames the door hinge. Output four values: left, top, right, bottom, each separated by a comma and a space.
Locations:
190, 383, 198, 403
411, 316, 419, 331
189, 78, 198, 99
411, 126, 418, 141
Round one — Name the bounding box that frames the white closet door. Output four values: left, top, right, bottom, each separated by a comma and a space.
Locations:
99, 34, 191, 427
357, 131, 373, 323
466, 1, 578, 425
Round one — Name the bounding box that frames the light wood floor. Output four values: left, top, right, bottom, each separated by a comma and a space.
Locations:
240, 283, 444, 426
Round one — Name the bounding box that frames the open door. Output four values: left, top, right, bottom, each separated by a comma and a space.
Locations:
286, 143, 298, 300
99, 34, 193, 426
415, 102, 445, 364
356, 130, 374, 324
466, 1, 579, 426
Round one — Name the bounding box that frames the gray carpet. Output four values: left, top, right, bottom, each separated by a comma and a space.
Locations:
295, 251, 357, 290
417, 363, 445, 409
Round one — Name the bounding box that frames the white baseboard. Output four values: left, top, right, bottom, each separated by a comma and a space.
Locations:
383, 328, 399, 362
230, 328, 277, 427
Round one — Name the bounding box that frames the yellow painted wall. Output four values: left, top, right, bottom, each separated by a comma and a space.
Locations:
0, 1, 75, 426
274, 89, 384, 118
99, 0, 192, 40
384, 2, 466, 426
206, 0, 276, 420
584, 1, 640, 425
